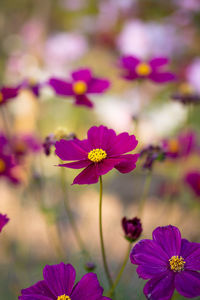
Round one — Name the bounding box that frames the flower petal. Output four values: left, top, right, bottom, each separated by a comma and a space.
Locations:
59, 160, 90, 169
120, 56, 140, 69
109, 132, 138, 155
180, 239, 200, 271
149, 57, 169, 68
153, 225, 182, 258
72, 164, 99, 185
43, 263, 76, 297
96, 158, 122, 176
149, 72, 176, 83
115, 154, 139, 173
71, 69, 92, 83
143, 271, 175, 300
20, 280, 54, 299
55, 139, 88, 161
49, 78, 73, 95
71, 273, 103, 300
75, 95, 93, 108
1, 86, 19, 100
175, 270, 200, 298
87, 126, 116, 150
87, 78, 110, 94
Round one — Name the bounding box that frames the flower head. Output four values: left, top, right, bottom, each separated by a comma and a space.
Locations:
55, 125, 139, 185
184, 171, 200, 197
19, 79, 42, 98
0, 152, 20, 183
140, 145, 166, 170
48, 68, 110, 108
19, 262, 111, 300
130, 225, 200, 299
119, 56, 175, 83
122, 217, 142, 242
0, 86, 19, 106
172, 82, 200, 105
0, 213, 9, 232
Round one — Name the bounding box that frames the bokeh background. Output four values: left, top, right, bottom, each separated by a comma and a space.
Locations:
0, 0, 200, 299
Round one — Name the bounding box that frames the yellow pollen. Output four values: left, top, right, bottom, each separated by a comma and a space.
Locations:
0, 159, 6, 173
73, 80, 87, 95
0, 92, 4, 103
168, 139, 179, 153
88, 148, 107, 163
57, 295, 71, 300
169, 256, 185, 272
179, 83, 194, 95
136, 62, 152, 76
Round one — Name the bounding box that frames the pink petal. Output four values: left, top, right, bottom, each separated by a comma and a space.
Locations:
115, 154, 139, 173
72, 164, 99, 185
149, 72, 176, 83
71, 69, 92, 83
87, 78, 110, 94
96, 158, 122, 176
75, 95, 93, 108
49, 78, 73, 95
55, 139, 88, 161
109, 132, 138, 156
180, 239, 200, 271
175, 270, 200, 298
149, 57, 169, 68
59, 160, 90, 169
87, 125, 116, 149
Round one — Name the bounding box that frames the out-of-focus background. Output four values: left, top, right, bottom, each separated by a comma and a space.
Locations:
0, 0, 200, 299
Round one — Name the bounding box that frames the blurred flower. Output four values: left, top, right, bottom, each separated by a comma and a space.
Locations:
174, 0, 200, 11
0, 152, 20, 184
130, 225, 200, 299
122, 217, 142, 242
186, 58, 200, 94
140, 145, 166, 170
55, 125, 139, 185
184, 171, 200, 197
162, 130, 198, 159
12, 134, 42, 159
19, 79, 42, 98
0, 213, 9, 233
85, 261, 96, 272
49, 68, 110, 108
19, 262, 110, 300
0, 86, 19, 106
172, 82, 200, 105
119, 56, 175, 83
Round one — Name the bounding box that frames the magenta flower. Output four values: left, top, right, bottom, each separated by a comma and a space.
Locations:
48, 68, 110, 108
0, 152, 20, 184
19, 262, 111, 300
162, 130, 198, 159
0, 213, 9, 232
119, 56, 175, 83
130, 225, 200, 299
19, 79, 42, 98
0, 86, 19, 106
12, 134, 42, 158
122, 217, 142, 242
184, 171, 200, 197
55, 125, 139, 185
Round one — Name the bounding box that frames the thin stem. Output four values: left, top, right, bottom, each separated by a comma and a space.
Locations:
60, 166, 90, 260
99, 176, 113, 288
138, 172, 152, 218
108, 243, 132, 297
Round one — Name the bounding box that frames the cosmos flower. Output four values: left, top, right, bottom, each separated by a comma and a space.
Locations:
19, 79, 42, 98
19, 262, 111, 300
55, 125, 139, 185
122, 217, 142, 242
12, 134, 42, 158
184, 171, 200, 197
162, 130, 198, 159
48, 68, 110, 108
0, 86, 19, 106
172, 82, 200, 105
140, 145, 166, 170
0, 152, 20, 184
130, 225, 200, 300
0, 213, 9, 233
119, 56, 175, 83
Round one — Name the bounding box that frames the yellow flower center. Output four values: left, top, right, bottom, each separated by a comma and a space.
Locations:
179, 83, 194, 95
168, 139, 179, 153
136, 62, 152, 76
0, 159, 6, 173
0, 92, 4, 103
57, 295, 71, 300
73, 80, 87, 95
169, 255, 185, 272
88, 148, 107, 163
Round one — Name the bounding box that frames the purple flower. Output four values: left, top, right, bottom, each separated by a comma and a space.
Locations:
122, 217, 142, 242
19, 262, 111, 300
0, 86, 19, 106
119, 56, 176, 83
19, 79, 42, 98
140, 145, 166, 170
55, 125, 139, 185
162, 130, 198, 159
172, 82, 200, 105
48, 68, 110, 108
0, 213, 9, 232
0, 152, 20, 184
184, 171, 200, 197
13, 134, 42, 158
130, 225, 200, 299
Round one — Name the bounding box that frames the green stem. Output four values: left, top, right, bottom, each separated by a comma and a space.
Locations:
138, 172, 152, 218
99, 176, 113, 288
60, 166, 90, 260
108, 243, 132, 296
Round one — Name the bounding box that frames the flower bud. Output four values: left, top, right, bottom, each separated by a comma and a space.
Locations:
122, 217, 142, 242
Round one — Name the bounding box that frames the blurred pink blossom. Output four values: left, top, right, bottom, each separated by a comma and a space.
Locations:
187, 59, 200, 94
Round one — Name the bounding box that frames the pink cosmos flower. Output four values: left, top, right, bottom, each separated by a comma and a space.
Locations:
0, 213, 9, 232
119, 56, 176, 83
55, 125, 139, 185
48, 69, 110, 108
184, 171, 200, 197
0, 86, 19, 106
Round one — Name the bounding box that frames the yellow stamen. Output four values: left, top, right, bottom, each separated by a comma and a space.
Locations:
136, 62, 152, 76
0, 159, 6, 173
88, 148, 107, 163
15, 141, 26, 152
0, 92, 4, 103
168, 139, 179, 153
179, 83, 194, 95
57, 295, 71, 300
169, 256, 185, 272
54, 127, 68, 140
73, 80, 87, 95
